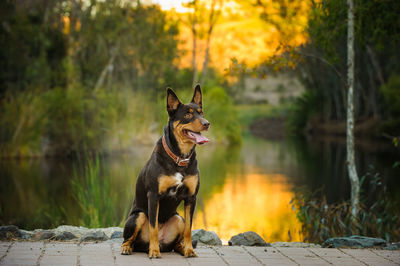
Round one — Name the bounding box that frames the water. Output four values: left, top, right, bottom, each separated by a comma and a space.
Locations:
1, 135, 399, 243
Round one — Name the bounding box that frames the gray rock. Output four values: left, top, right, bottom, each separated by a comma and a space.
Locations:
19, 230, 34, 240
229, 231, 268, 246
54, 231, 77, 240
271, 242, 321, 248
322, 236, 387, 248
102, 227, 123, 239
111, 231, 123, 239
80, 230, 108, 242
0, 225, 21, 240
54, 225, 89, 238
192, 229, 222, 245
34, 230, 55, 240
384, 244, 399, 250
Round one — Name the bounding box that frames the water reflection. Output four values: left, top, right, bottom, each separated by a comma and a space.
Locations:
193, 172, 302, 243
1, 135, 399, 241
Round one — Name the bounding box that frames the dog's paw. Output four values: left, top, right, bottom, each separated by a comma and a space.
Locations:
120, 243, 132, 255
184, 246, 197, 258
174, 242, 185, 256
149, 247, 161, 259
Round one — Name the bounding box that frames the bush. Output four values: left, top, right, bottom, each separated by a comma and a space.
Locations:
379, 75, 400, 135
292, 168, 400, 243
0, 86, 157, 157
0, 85, 242, 157
286, 90, 321, 135
0, 90, 47, 157
381, 75, 400, 116
204, 86, 242, 146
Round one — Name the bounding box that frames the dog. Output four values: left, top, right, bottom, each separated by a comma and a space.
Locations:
121, 85, 210, 258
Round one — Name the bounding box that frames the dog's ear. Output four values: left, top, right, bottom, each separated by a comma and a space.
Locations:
191, 84, 202, 108
166, 88, 181, 116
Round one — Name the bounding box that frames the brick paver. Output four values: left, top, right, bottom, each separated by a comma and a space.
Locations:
0, 241, 399, 266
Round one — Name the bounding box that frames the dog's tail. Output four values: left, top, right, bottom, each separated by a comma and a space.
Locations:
192, 240, 198, 249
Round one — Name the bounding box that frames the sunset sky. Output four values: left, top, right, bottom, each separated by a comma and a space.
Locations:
152, 0, 191, 12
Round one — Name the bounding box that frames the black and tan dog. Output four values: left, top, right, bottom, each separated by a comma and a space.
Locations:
121, 85, 209, 258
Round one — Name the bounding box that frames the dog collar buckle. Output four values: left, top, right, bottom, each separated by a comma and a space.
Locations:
177, 157, 190, 165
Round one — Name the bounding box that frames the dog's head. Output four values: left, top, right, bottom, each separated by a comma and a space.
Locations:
167, 85, 210, 153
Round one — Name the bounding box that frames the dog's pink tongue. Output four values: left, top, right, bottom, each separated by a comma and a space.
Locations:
189, 132, 209, 144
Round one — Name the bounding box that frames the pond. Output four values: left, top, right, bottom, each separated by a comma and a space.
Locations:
1, 134, 399, 243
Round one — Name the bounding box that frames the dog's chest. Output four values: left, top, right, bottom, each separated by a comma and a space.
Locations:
158, 173, 198, 197
168, 173, 183, 196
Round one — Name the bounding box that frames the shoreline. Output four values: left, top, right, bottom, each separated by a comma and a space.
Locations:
1, 225, 399, 250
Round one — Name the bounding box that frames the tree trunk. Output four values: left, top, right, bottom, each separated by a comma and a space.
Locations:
199, 25, 213, 87
346, 0, 360, 219
191, 1, 198, 88
199, 0, 220, 87
94, 47, 117, 91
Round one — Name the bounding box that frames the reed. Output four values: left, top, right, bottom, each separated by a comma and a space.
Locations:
292, 167, 400, 243
71, 156, 127, 228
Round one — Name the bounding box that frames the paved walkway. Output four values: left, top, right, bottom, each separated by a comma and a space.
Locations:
1, 241, 399, 266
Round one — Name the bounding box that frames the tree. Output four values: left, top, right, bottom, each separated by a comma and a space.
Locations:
346, 0, 360, 218
188, 0, 199, 87
199, 0, 223, 86
185, 0, 223, 87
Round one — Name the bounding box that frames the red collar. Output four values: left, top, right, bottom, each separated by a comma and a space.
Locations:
162, 135, 192, 167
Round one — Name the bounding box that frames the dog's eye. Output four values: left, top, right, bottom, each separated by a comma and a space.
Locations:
184, 113, 193, 119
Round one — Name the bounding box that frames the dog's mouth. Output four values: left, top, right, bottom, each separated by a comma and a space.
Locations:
183, 130, 209, 145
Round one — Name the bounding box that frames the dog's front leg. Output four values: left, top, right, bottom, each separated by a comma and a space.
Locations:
148, 191, 161, 258
183, 197, 197, 257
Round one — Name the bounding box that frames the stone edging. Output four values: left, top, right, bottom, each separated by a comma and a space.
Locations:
1, 225, 399, 250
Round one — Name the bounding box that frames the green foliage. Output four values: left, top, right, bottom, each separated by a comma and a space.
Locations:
0, 1, 241, 157
0, 1, 67, 94
307, 0, 347, 64
379, 75, 400, 135
355, 0, 400, 51
0, 85, 239, 157
235, 104, 273, 128
380, 75, 400, 116
0, 91, 48, 157
292, 168, 400, 243
271, 0, 400, 134
0, 1, 180, 95
71, 156, 125, 228
0, 87, 159, 157
42, 86, 117, 155
204, 87, 242, 146
287, 90, 321, 135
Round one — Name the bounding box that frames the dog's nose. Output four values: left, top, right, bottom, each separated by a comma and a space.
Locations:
202, 120, 210, 130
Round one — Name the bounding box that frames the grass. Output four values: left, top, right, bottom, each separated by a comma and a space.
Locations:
292, 167, 400, 243
71, 156, 129, 228
234, 103, 289, 131
0, 85, 244, 158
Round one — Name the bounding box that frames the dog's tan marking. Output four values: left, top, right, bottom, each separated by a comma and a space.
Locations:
189, 108, 193, 113
149, 202, 161, 258
173, 121, 195, 155
159, 215, 184, 244
158, 174, 182, 194
183, 175, 198, 196
197, 108, 201, 113
173, 119, 204, 155
183, 204, 196, 257
121, 212, 147, 255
